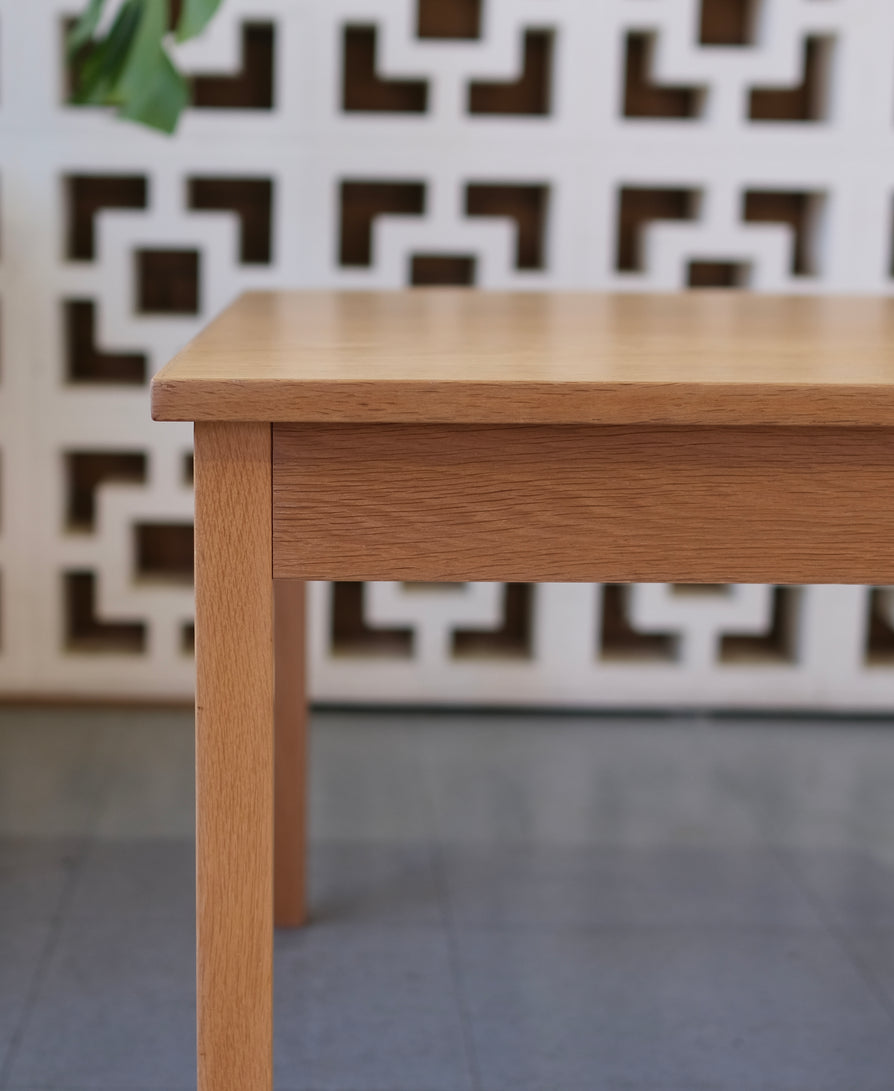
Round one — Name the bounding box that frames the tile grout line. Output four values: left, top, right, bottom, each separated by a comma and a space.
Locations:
0, 835, 95, 1090
430, 840, 484, 1091
771, 846, 894, 1031
417, 729, 484, 1091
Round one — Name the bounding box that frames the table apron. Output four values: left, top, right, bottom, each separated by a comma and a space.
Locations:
272, 423, 894, 584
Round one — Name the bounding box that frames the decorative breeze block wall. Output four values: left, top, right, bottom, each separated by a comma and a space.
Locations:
2, 0, 894, 709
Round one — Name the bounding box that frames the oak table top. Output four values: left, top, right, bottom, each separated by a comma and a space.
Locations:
151, 290, 894, 427
172, 288, 894, 1091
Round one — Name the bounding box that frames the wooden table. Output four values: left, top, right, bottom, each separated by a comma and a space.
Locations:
152, 289, 894, 1091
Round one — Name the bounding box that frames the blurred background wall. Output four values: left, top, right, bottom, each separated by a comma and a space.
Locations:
2, 0, 893, 708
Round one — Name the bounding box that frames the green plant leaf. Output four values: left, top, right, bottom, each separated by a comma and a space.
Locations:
111, 0, 169, 104
67, 0, 110, 57
70, 0, 143, 105
176, 0, 224, 42
117, 48, 189, 133
68, 0, 222, 133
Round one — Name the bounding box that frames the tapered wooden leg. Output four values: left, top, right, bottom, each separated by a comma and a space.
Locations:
274, 579, 308, 927
194, 422, 273, 1091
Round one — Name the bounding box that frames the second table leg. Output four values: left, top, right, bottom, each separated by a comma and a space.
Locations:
274, 579, 308, 927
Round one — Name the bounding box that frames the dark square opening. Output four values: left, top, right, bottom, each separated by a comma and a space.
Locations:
137, 250, 200, 315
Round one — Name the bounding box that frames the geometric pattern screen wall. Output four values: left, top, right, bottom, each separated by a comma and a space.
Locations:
3, 0, 894, 709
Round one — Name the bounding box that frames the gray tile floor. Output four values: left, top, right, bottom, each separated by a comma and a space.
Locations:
3, 707, 894, 1089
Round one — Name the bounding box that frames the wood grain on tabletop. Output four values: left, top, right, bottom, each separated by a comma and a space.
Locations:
152, 290, 894, 426
273, 422, 894, 584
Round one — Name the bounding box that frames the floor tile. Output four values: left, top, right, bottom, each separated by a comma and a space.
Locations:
440, 846, 821, 928
0, 708, 111, 836
419, 713, 894, 854
8, 914, 195, 1089
781, 848, 894, 925
0, 837, 84, 925
274, 924, 473, 1091
4, 706, 894, 1091
454, 926, 894, 1091
309, 844, 442, 926
91, 713, 194, 839
67, 838, 194, 921
418, 714, 771, 848
833, 926, 894, 1013
310, 713, 436, 843
0, 920, 54, 1077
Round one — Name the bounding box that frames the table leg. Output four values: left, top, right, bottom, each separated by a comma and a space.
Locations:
274, 579, 308, 927
194, 422, 274, 1091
